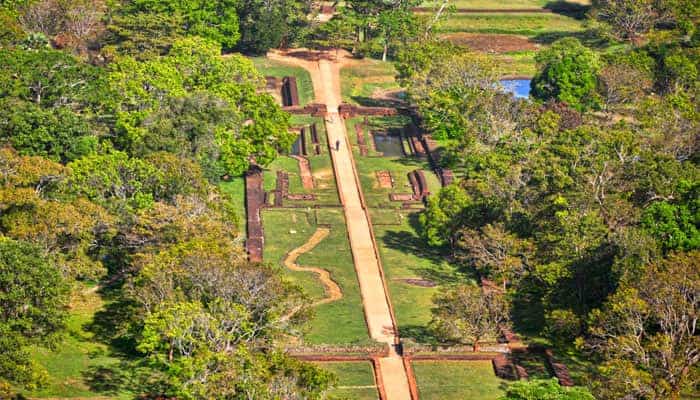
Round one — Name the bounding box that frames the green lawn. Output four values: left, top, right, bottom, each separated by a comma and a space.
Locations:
345, 116, 471, 342
413, 360, 508, 400
434, 13, 586, 37
346, 116, 441, 209
314, 362, 379, 400
340, 61, 400, 105
251, 56, 315, 105
25, 287, 131, 399
490, 50, 538, 77
374, 215, 472, 343
262, 208, 370, 345
420, 0, 589, 9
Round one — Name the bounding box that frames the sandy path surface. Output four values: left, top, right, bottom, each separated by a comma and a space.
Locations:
269, 49, 413, 400
283, 227, 342, 306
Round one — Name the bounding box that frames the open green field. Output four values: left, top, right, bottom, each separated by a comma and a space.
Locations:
25, 287, 130, 399
491, 50, 538, 77
262, 208, 370, 345
413, 360, 508, 400
340, 61, 400, 106
435, 13, 586, 37
314, 361, 379, 400
374, 215, 472, 343
251, 56, 315, 105
420, 0, 589, 9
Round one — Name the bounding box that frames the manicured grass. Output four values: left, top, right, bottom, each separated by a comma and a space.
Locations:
340, 61, 400, 105
420, 0, 589, 9
261, 115, 339, 206
490, 50, 538, 77
374, 215, 472, 342
262, 208, 370, 345
434, 13, 585, 37
251, 56, 315, 105
346, 116, 441, 209
26, 287, 131, 399
413, 360, 508, 400
314, 361, 379, 400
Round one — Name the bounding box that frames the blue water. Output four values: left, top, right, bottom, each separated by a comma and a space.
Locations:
500, 79, 531, 99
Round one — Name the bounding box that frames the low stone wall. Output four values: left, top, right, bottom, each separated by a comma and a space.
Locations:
283, 103, 327, 116
281, 76, 299, 106
287, 342, 390, 358
338, 103, 398, 118
245, 166, 265, 262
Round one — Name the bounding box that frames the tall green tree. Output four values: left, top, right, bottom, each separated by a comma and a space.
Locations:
431, 284, 510, 350
0, 239, 69, 388
531, 38, 601, 111
586, 251, 700, 400
125, 0, 241, 49
500, 379, 595, 400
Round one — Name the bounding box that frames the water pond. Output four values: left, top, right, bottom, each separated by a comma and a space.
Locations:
373, 133, 404, 157
500, 79, 531, 99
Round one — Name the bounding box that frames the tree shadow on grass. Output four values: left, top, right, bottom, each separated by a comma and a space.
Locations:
543, 1, 591, 19
400, 324, 440, 344
85, 296, 142, 357
379, 213, 476, 284
83, 361, 170, 397
509, 276, 547, 337
531, 29, 611, 48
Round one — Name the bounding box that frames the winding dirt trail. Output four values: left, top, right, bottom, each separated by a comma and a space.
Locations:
283, 227, 342, 306
269, 49, 413, 400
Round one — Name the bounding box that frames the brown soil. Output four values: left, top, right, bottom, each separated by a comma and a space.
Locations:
283, 227, 342, 306
376, 171, 393, 189
400, 278, 437, 288
292, 155, 314, 190
442, 33, 539, 53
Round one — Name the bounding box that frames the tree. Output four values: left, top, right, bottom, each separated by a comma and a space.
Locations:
103, 12, 185, 59
395, 41, 506, 141
236, 0, 312, 54
0, 48, 106, 109
457, 223, 532, 289
128, 239, 315, 397
17, 0, 105, 50
500, 379, 595, 400
107, 37, 293, 176
430, 284, 509, 350
592, 0, 658, 42
531, 38, 600, 111
598, 50, 654, 107
64, 151, 163, 211
420, 184, 472, 254
125, 0, 241, 49
0, 239, 69, 387
586, 251, 700, 400
0, 100, 98, 162
641, 180, 699, 252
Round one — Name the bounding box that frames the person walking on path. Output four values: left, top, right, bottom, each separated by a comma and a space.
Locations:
335, 139, 340, 151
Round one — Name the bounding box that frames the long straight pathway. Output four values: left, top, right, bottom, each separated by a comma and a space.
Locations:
269, 50, 413, 400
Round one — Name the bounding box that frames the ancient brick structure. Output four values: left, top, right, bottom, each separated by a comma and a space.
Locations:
245, 166, 265, 262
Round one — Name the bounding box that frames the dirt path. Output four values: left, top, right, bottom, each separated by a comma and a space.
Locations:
283, 227, 342, 306
269, 49, 413, 400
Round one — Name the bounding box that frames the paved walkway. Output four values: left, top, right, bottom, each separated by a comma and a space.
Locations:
269, 50, 412, 400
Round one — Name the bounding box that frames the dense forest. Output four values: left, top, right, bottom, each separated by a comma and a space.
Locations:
404, 4, 699, 399
0, 0, 697, 399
